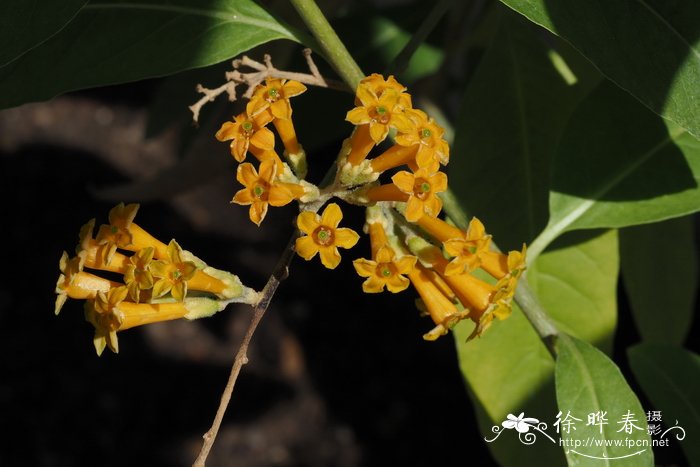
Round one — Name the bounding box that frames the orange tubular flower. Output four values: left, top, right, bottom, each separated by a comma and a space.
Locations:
391, 167, 448, 222
95, 203, 168, 262
55, 252, 116, 315
345, 86, 414, 165
394, 108, 449, 167
247, 78, 307, 156
123, 247, 155, 303
232, 160, 305, 226
358, 73, 412, 110
352, 222, 416, 293
150, 240, 198, 301
215, 111, 275, 163
442, 217, 491, 275
295, 203, 360, 269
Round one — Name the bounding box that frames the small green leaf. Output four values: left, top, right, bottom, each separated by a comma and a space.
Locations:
556, 334, 653, 466
628, 343, 700, 466
455, 230, 618, 466
620, 217, 698, 344
450, 9, 597, 250
0, 0, 301, 109
498, 0, 700, 139
529, 81, 700, 261
0, 0, 87, 67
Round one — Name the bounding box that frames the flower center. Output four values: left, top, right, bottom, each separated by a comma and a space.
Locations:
267, 87, 279, 101
253, 184, 266, 199
421, 128, 432, 139
380, 266, 392, 277
414, 179, 431, 199
241, 121, 254, 135
371, 106, 390, 124
313, 226, 334, 246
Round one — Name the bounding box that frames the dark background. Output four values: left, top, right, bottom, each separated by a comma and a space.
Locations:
1, 74, 696, 467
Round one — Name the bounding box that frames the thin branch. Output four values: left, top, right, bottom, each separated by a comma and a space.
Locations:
189, 48, 349, 123
192, 231, 299, 467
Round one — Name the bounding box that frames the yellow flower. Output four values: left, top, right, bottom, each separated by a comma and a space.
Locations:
353, 246, 416, 293
232, 160, 305, 226
246, 78, 307, 120
123, 247, 155, 303
346, 86, 413, 144
150, 240, 197, 301
394, 108, 450, 167
84, 285, 129, 355
391, 167, 448, 222
215, 111, 275, 163
295, 203, 360, 269
95, 203, 169, 262
442, 217, 491, 275
358, 73, 412, 110
55, 252, 115, 315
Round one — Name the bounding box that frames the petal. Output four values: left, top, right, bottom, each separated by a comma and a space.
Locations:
390, 113, 415, 134
391, 171, 415, 193
296, 211, 320, 235
430, 171, 448, 192
375, 247, 394, 263
232, 188, 254, 205
444, 258, 465, 276
93, 334, 107, 356
232, 138, 249, 162
270, 99, 291, 120
395, 255, 417, 274
237, 163, 258, 187
319, 246, 341, 269
334, 228, 360, 249
320, 203, 343, 228
355, 85, 378, 107
250, 127, 275, 151
171, 282, 187, 301
368, 122, 388, 143
152, 279, 171, 298
246, 96, 269, 117
353, 258, 377, 277
467, 217, 486, 239
249, 202, 268, 226
346, 107, 370, 125
362, 275, 386, 293
404, 197, 424, 222
385, 274, 410, 293
215, 121, 236, 141
424, 196, 443, 217
282, 80, 307, 97
295, 235, 319, 260
268, 185, 295, 207
257, 159, 277, 183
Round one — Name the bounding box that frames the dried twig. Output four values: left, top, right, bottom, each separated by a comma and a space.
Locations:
192, 231, 299, 467
189, 48, 349, 123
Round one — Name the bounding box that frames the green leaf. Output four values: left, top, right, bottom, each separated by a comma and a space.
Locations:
455, 230, 618, 466
0, 0, 301, 109
620, 217, 698, 344
628, 343, 700, 466
529, 81, 700, 261
450, 9, 598, 250
498, 0, 700, 139
0, 0, 87, 67
556, 334, 653, 466
528, 229, 619, 353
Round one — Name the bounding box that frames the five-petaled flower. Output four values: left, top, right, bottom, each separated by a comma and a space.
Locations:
150, 240, 197, 301
392, 167, 448, 222
232, 160, 305, 226
353, 246, 416, 293
296, 203, 360, 269
215, 111, 275, 162
502, 413, 540, 433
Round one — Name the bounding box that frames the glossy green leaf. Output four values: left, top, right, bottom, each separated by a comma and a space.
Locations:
0, 0, 301, 109
450, 9, 598, 251
556, 334, 653, 466
455, 230, 618, 466
529, 81, 700, 261
499, 0, 700, 139
0, 0, 87, 67
628, 343, 700, 466
620, 217, 698, 344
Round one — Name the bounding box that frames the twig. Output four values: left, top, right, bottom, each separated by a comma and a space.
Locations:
192, 231, 299, 466
189, 48, 349, 123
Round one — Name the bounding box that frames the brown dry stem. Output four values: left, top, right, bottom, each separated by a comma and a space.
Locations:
192, 231, 299, 466
189, 48, 348, 123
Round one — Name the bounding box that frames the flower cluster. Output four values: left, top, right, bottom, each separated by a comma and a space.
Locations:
55, 203, 257, 355
214, 73, 527, 341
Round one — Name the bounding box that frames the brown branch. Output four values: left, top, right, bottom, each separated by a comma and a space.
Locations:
192, 230, 299, 467
189, 48, 349, 123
